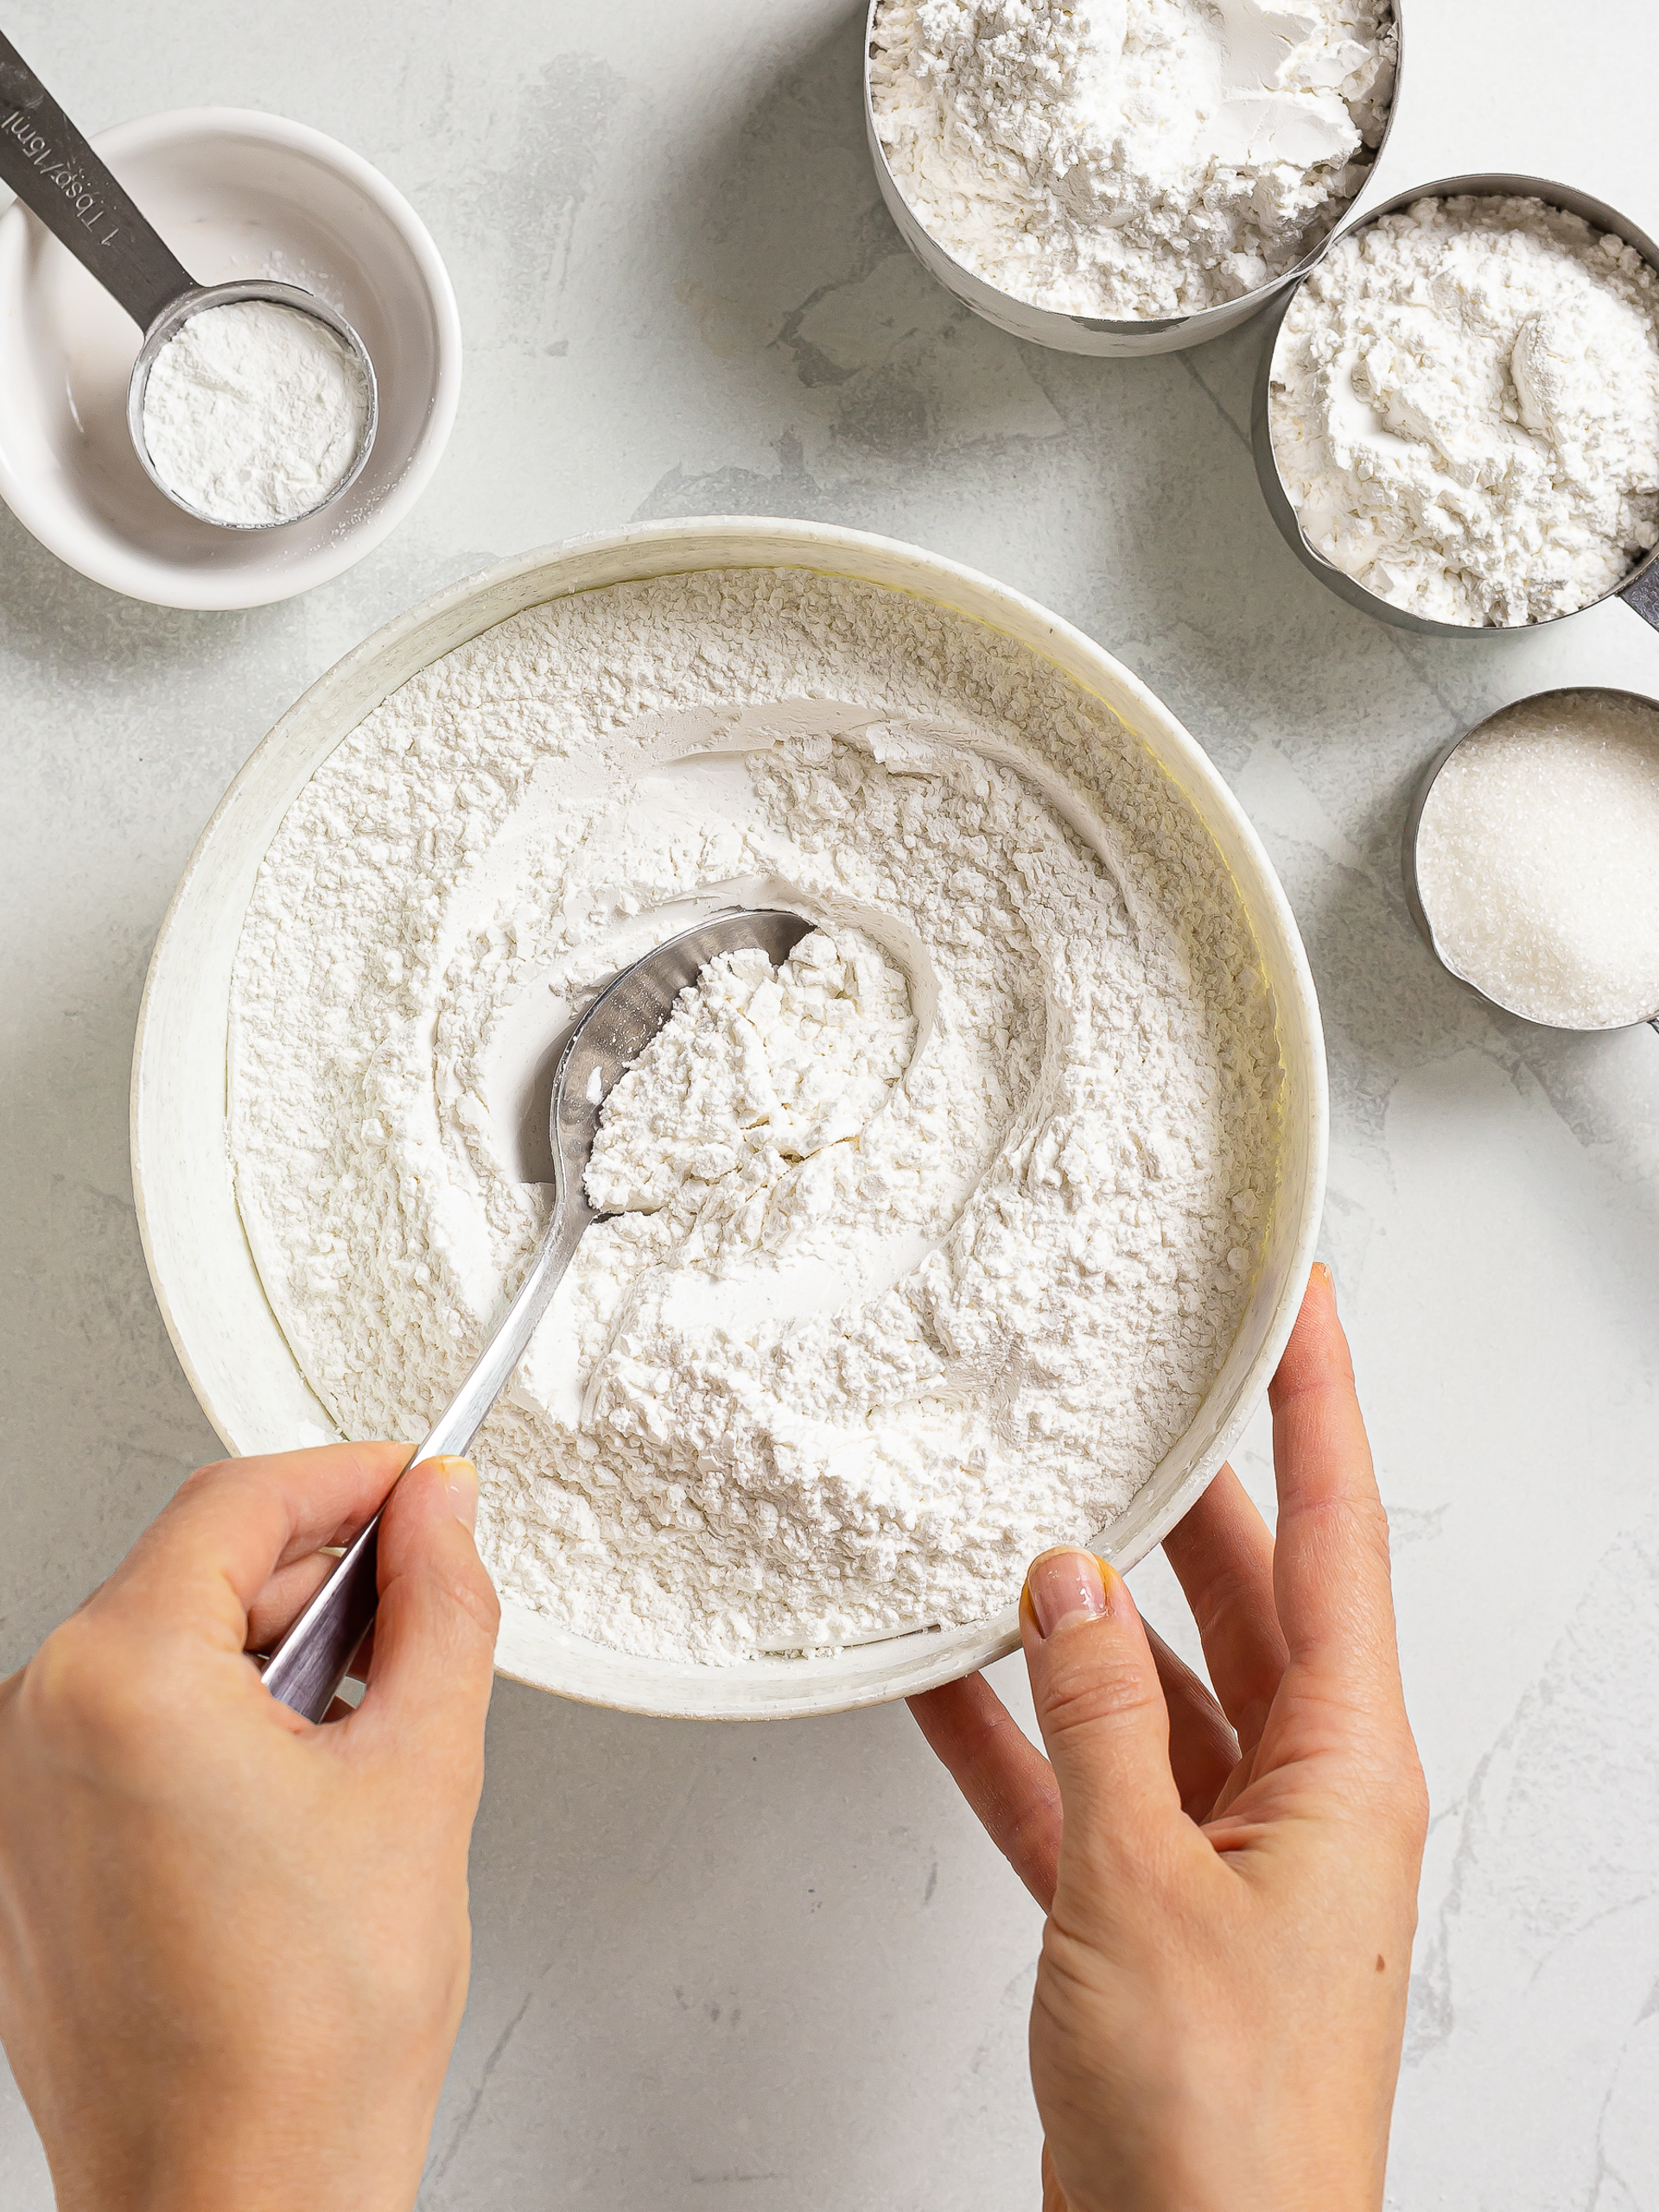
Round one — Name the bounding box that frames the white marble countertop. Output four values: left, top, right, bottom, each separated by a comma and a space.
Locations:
4, 2, 1659, 2205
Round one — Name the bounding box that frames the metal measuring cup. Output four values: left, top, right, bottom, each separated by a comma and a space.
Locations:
1402, 684, 1659, 1034
1250, 173, 1659, 638
863, 0, 1405, 359
0, 33, 377, 529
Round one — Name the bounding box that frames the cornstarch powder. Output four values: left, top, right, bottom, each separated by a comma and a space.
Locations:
142, 298, 369, 527
228, 569, 1280, 1662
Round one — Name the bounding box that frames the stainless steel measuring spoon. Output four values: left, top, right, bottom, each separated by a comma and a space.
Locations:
1251, 173, 1659, 639
258, 906, 812, 1724
0, 32, 378, 528
1402, 685, 1659, 1033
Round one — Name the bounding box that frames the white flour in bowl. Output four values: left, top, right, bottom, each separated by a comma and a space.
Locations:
869, 0, 1395, 321
228, 569, 1279, 1662
1270, 198, 1659, 626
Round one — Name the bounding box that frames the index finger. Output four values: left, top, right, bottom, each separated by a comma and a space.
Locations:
95, 1442, 411, 1653
1268, 1266, 1402, 1705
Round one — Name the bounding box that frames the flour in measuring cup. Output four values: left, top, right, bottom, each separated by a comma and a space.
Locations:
870, 0, 1395, 321
1270, 198, 1659, 626
227, 569, 1280, 1662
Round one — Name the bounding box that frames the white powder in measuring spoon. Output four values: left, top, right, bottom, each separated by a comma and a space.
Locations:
1415, 691, 1659, 1028
1270, 198, 1659, 626
141, 298, 370, 527
870, 0, 1395, 321
227, 569, 1280, 1662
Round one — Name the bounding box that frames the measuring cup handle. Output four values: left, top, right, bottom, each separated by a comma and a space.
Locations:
0, 32, 194, 331
1621, 563, 1659, 633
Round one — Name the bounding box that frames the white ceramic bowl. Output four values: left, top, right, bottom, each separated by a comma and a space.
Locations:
0, 108, 460, 608
132, 519, 1328, 1719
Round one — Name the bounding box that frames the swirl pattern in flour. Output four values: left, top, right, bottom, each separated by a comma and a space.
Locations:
229, 569, 1280, 1662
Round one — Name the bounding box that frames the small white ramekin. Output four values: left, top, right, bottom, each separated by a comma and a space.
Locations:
0, 107, 461, 608
131, 519, 1327, 1719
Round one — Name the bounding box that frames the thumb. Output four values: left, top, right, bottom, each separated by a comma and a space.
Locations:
350, 1457, 500, 1764
1022, 1548, 1184, 1887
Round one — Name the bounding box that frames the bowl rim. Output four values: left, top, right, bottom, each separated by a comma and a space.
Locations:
131, 517, 1328, 1719
0, 104, 461, 610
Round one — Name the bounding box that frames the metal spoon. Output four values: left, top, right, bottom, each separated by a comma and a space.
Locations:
0, 32, 377, 528
259, 906, 812, 1723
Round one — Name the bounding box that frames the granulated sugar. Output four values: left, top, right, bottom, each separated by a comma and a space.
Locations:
870, 0, 1395, 321
142, 298, 370, 527
1270, 198, 1659, 626
1415, 691, 1659, 1028
227, 569, 1280, 1662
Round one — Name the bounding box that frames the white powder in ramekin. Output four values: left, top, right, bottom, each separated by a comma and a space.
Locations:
228, 569, 1279, 1662
143, 298, 369, 527
1270, 199, 1659, 626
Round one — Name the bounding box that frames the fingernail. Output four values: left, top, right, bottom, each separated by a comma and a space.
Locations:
435, 1457, 478, 1531
1024, 1548, 1110, 1638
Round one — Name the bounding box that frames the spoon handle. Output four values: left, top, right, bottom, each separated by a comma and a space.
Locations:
0, 33, 194, 330
258, 1194, 594, 1725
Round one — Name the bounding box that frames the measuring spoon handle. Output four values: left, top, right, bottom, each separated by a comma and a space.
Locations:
0, 32, 194, 330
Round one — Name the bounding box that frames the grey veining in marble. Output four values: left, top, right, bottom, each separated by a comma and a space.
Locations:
3, 3, 1659, 2206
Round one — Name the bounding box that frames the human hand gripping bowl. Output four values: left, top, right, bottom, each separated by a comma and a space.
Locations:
0, 33, 376, 528
0, 1271, 1421, 2212
912, 1265, 1428, 2212
260, 908, 811, 1723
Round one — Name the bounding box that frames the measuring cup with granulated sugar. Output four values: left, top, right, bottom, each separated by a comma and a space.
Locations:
1404, 687, 1659, 1033
0, 33, 377, 528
